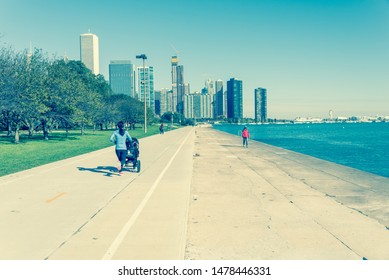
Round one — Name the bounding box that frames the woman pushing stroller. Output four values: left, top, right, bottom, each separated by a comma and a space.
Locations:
110, 121, 132, 174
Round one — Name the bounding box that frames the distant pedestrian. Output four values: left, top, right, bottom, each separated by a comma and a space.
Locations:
242, 126, 250, 148
159, 123, 164, 134
110, 121, 132, 174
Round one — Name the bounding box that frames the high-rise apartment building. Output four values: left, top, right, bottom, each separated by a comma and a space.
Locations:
184, 93, 195, 119
176, 65, 185, 114
155, 88, 170, 116
109, 60, 135, 97
137, 66, 155, 114
171, 56, 185, 114
171, 56, 178, 113
215, 79, 224, 118
184, 83, 190, 95
204, 79, 215, 118
80, 32, 99, 75
184, 92, 212, 119
255, 87, 267, 123
226, 78, 243, 121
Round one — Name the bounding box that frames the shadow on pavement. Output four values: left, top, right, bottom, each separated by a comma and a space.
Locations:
77, 166, 119, 177
77, 166, 138, 176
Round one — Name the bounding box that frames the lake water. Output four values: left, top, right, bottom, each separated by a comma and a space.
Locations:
213, 122, 389, 178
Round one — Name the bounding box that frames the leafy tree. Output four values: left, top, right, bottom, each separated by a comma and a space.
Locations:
1, 44, 152, 142
0, 47, 49, 142
0, 46, 15, 136
161, 112, 173, 123
22, 49, 50, 137
105, 93, 152, 129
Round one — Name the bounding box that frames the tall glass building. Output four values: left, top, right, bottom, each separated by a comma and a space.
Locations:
137, 66, 155, 114
226, 78, 243, 121
171, 56, 185, 114
215, 79, 224, 118
109, 60, 135, 97
154, 88, 170, 116
80, 32, 99, 75
255, 87, 267, 123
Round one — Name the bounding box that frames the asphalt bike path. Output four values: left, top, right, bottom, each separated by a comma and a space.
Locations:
0, 127, 194, 260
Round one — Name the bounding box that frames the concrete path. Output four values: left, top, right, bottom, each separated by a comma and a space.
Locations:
186, 126, 389, 260
0, 127, 194, 260
1, 125, 389, 260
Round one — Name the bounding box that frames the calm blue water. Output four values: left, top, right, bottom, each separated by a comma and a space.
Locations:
213, 122, 389, 178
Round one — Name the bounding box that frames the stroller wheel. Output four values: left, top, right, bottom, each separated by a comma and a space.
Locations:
136, 160, 141, 173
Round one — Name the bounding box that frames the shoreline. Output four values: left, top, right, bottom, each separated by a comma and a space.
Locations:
186, 126, 389, 259
211, 126, 389, 227
212, 122, 389, 178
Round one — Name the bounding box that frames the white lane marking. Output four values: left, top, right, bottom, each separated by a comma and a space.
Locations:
102, 130, 192, 260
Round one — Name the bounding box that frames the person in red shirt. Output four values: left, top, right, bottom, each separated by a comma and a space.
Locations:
241, 126, 250, 148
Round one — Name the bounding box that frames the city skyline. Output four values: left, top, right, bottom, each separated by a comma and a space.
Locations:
1, 0, 388, 119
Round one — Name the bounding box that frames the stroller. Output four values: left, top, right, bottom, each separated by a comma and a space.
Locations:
125, 137, 141, 173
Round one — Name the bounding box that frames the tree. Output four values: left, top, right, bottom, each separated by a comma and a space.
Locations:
45, 60, 105, 136
105, 94, 151, 129
22, 49, 50, 137
1, 44, 149, 142
0, 46, 15, 136
0, 47, 49, 142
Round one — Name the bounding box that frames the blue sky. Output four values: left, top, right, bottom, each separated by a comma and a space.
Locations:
1, 0, 388, 119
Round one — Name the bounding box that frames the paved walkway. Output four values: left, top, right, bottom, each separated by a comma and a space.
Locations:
0, 127, 195, 260
1, 125, 389, 260
186, 126, 389, 259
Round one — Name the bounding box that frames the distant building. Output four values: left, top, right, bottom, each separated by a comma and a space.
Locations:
184, 92, 212, 119
171, 56, 178, 113
171, 56, 185, 114
184, 93, 195, 119
109, 60, 135, 97
154, 91, 161, 116
137, 66, 155, 114
165, 90, 174, 113
184, 83, 190, 95
215, 79, 224, 118
176, 65, 185, 114
226, 78, 243, 121
204, 79, 215, 118
155, 88, 171, 116
80, 32, 99, 74
255, 87, 267, 123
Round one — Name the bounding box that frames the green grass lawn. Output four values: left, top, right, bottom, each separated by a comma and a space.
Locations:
0, 125, 162, 177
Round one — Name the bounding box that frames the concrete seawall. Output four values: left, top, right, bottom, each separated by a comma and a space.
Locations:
186, 126, 389, 259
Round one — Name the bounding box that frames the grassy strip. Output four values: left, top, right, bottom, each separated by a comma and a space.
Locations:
0, 125, 163, 177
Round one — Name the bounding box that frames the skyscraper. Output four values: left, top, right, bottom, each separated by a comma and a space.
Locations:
109, 60, 135, 97
171, 56, 185, 114
176, 65, 185, 114
80, 32, 99, 75
205, 79, 215, 118
137, 66, 155, 114
171, 56, 178, 113
184, 92, 211, 119
215, 79, 224, 118
226, 78, 243, 121
154, 88, 170, 116
255, 87, 267, 123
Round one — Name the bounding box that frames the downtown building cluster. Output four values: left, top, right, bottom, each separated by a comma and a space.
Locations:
80, 32, 268, 123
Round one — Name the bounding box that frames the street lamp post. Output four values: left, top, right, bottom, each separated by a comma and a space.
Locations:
136, 54, 148, 133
